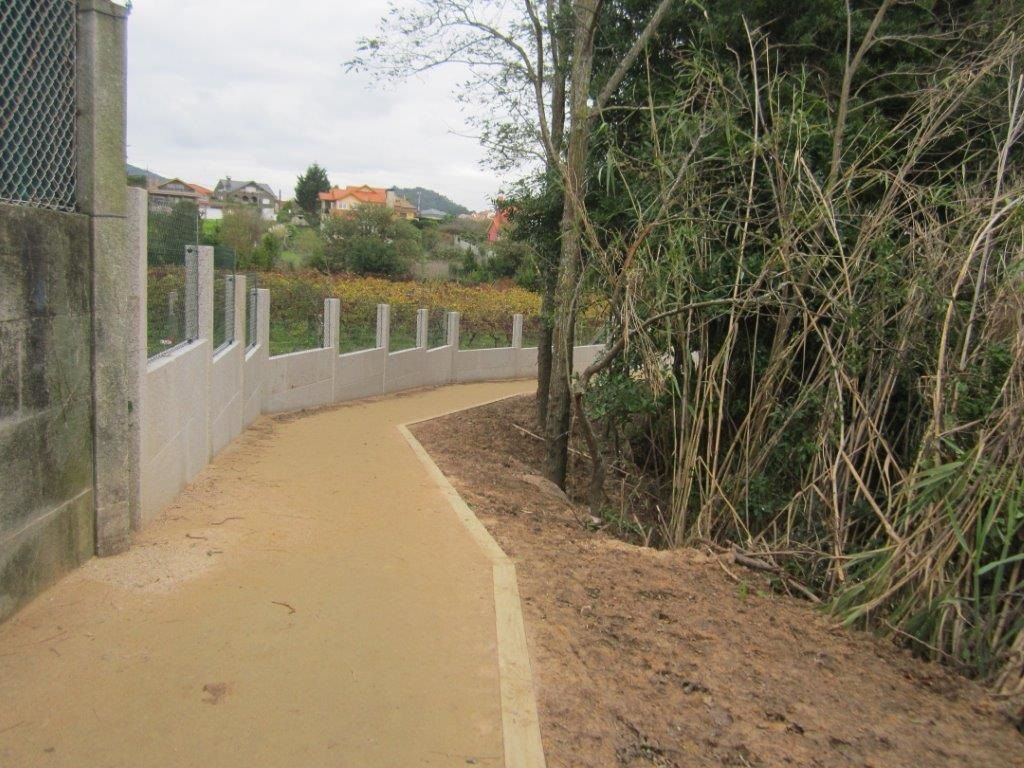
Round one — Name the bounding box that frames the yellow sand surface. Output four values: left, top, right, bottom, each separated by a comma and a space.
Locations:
0, 381, 531, 767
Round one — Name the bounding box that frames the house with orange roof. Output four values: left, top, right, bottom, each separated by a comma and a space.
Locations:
319, 185, 417, 220
147, 177, 212, 214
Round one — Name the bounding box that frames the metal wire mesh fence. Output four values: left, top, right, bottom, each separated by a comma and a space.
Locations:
0, 0, 77, 211
267, 280, 324, 356
246, 273, 259, 350
428, 308, 450, 348
339, 302, 379, 354
213, 246, 237, 352
575, 315, 608, 346
459, 314, 513, 349
389, 304, 419, 352
147, 199, 199, 358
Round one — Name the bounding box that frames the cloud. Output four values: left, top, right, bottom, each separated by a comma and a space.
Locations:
127, 0, 503, 210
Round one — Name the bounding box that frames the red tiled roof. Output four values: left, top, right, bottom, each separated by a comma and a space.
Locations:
318, 185, 388, 204
187, 183, 212, 196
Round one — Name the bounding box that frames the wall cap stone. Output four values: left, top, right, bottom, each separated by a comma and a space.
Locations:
77, 0, 130, 19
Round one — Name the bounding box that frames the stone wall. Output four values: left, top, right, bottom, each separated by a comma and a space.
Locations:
0, 205, 96, 621
0, 0, 132, 622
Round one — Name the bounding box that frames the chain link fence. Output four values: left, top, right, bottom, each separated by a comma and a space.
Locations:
0, 0, 77, 211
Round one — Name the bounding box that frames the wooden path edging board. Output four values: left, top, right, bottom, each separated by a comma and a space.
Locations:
399, 394, 547, 768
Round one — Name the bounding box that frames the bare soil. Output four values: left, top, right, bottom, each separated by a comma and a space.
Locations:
412, 393, 1024, 768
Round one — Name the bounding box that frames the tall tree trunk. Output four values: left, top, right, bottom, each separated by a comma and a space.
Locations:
544, 0, 597, 488
536, 0, 569, 429
536, 273, 556, 428
542, 0, 674, 486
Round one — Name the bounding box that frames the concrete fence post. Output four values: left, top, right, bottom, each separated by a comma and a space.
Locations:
512, 313, 524, 349
416, 308, 429, 349
78, 0, 133, 555
324, 298, 341, 351
256, 288, 271, 414
197, 246, 214, 345
446, 311, 461, 384
447, 311, 461, 348
184, 245, 199, 341
232, 273, 247, 347
257, 288, 271, 354
377, 303, 391, 352
222, 275, 235, 348
196, 246, 214, 462
126, 186, 147, 531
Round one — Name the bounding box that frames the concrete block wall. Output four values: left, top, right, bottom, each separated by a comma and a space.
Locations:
128, 190, 604, 524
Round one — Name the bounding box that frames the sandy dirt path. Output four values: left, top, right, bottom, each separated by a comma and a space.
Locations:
0, 381, 532, 768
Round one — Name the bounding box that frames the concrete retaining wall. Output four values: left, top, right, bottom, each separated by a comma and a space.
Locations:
0, 205, 96, 621
139, 341, 208, 525
129, 188, 604, 525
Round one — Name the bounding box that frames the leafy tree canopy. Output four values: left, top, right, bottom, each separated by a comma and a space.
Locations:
219, 205, 264, 267
316, 205, 422, 277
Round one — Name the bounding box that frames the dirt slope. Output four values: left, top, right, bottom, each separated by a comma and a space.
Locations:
413, 394, 1024, 768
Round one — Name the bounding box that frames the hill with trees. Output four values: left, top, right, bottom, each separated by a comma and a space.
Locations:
392, 187, 469, 216
126, 163, 166, 186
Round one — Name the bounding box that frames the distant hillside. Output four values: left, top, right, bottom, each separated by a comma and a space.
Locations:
126, 163, 167, 185
393, 187, 469, 216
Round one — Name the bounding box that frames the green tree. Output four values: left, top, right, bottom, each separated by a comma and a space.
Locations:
317, 206, 421, 277
200, 218, 221, 246
288, 227, 325, 267
294, 163, 331, 216
357, 0, 675, 487
350, 0, 573, 428
250, 231, 282, 271
219, 205, 264, 268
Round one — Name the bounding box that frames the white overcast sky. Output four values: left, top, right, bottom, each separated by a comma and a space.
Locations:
126, 0, 500, 210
